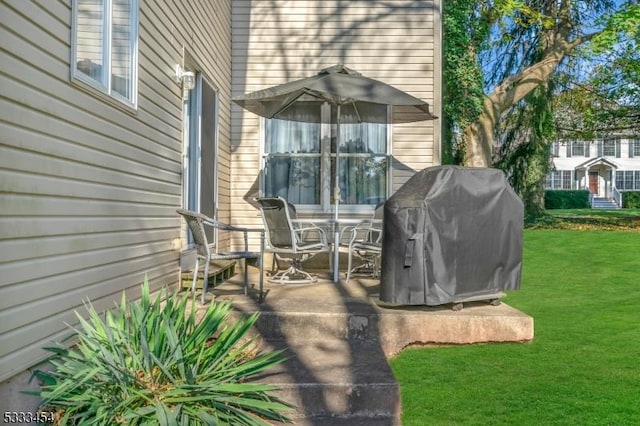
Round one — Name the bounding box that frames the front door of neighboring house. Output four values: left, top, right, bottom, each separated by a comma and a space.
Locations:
184, 74, 219, 242
589, 171, 599, 195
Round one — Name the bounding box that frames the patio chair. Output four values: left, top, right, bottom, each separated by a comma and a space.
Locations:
177, 209, 265, 303
344, 202, 384, 283
255, 197, 330, 284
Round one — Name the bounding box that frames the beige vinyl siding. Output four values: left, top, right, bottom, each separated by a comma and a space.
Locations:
0, 0, 232, 381
231, 0, 442, 236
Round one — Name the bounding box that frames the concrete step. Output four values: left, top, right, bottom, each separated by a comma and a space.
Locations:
236, 297, 531, 423
210, 280, 533, 424
235, 297, 402, 423
251, 340, 400, 424
591, 198, 620, 209
237, 298, 534, 357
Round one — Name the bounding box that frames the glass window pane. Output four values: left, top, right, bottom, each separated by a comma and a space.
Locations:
111, 0, 133, 98
265, 118, 321, 153
76, 0, 104, 82
603, 140, 616, 156
263, 104, 389, 207
339, 122, 387, 154
336, 156, 387, 205
264, 156, 320, 204
626, 171, 634, 190
562, 171, 571, 189
572, 141, 585, 157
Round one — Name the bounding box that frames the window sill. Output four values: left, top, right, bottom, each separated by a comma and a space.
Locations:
71, 77, 138, 116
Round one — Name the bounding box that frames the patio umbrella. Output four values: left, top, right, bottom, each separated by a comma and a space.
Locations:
233, 64, 436, 282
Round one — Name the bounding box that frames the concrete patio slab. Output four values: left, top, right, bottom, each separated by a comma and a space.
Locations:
193, 266, 534, 424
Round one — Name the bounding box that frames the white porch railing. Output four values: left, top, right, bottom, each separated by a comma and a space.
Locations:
612, 187, 623, 208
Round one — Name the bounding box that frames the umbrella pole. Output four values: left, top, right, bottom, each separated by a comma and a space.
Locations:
333, 104, 341, 283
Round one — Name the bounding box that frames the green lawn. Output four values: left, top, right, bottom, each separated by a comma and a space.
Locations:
390, 228, 640, 425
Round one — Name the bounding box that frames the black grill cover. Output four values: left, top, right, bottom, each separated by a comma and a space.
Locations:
380, 166, 523, 306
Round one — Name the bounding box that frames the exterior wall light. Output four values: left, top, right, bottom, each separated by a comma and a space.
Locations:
175, 64, 195, 100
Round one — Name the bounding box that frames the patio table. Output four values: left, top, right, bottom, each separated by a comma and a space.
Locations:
295, 218, 381, 283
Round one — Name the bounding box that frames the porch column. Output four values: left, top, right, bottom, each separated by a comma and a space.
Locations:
585, 166, 590, 192
612, 168, 616, 190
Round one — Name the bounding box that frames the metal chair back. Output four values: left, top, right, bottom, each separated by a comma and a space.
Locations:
255, 197, 298, 249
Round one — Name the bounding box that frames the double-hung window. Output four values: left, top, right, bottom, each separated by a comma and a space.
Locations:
72, 0, 138, 107
598, 139, 621, 157
630, 139, 640, 158
263, 103, 389, 210
616, 171, 640, 190
570, 140, 588, 157
545, 170, 572, 190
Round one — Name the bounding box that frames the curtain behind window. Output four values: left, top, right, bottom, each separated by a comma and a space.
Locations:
264, 104, 388, 206
338, 120, 387, 205
265, 112, 321, 204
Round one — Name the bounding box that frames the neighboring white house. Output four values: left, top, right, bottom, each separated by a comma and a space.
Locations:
0, 0, 442, 410
546, 137, 640, 207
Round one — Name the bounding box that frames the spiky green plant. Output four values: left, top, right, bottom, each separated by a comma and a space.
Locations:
34, 278, 292, 425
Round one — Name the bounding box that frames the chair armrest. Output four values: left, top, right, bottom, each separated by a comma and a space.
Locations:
346, 220, 383, 245
202, 217, 262, 233
291, 224, 329, 247
201, 218, 265, 252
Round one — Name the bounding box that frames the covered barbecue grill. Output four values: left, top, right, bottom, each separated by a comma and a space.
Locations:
380, 166, 523, 307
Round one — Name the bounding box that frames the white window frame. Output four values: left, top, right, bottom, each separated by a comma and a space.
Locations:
599, 139, 620, 158
615, 170, 640, 191
71, 0, 138, 108
630, 139, 640, 158
570, 140, 587, 157
260, 108, 392, 215
545, 170, 573, 190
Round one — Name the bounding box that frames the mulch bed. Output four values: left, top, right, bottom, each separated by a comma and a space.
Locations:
527, 214, 640, 231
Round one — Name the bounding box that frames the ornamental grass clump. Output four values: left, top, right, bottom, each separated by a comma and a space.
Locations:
34, 278, 292, 425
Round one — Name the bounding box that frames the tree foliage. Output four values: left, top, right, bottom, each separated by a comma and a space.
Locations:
444, 0, 640, 217
554, 6, 640, 139
442, 0, 487, 163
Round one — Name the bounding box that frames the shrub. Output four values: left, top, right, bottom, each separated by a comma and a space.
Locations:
622, 191, 640, 208
544, 190, 590, 209
33, 278, 292, 425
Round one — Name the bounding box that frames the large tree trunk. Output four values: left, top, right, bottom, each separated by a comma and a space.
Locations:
461, 0, 597, 167
462, 52, 565, 167
462, 98, 500, 167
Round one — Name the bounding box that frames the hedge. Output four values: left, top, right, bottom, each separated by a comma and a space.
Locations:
622, 191, 640, 208
545, 190, 591, 209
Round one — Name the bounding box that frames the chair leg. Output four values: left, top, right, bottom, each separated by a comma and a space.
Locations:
270, 254, 278, 274
346, 244, 354, 283
267, 257, 317, 284
201, 259, 210, 304
258, 232, 265, 303
243, 258, 249, 296
258, 259, 265, 303
191, 258, 200, 298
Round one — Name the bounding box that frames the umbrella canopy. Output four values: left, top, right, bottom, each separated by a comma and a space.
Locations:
233, 64, 437, 282
233, 64, 436, 124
